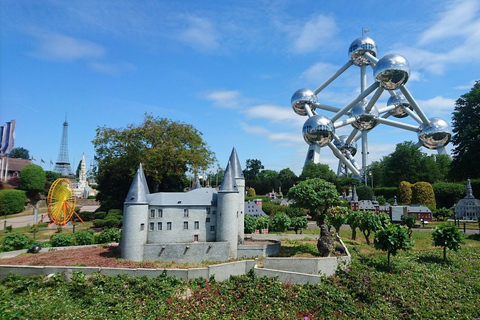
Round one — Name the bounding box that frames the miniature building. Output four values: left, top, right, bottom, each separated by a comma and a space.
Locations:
245, 200, 267, 217
0, 158, 32, 182
455, 179, 480, 221
120, 148, 246, 263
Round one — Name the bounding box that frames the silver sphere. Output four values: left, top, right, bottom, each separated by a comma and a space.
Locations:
333, 135, 357, 156
349, 100, 379, 131
387, 93, 412, 118
348, 37, 378, 67
418, 117, 452, 149
373, 54, 410, 90
302, 115, 335, 147
291, 88, 317, 116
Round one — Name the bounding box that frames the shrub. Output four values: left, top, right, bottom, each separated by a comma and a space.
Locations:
50, 234, 75, 247
346, 210, 361, 240
107, 209, 123, 217
76, 211, 95, 222
244, 215, 257, 234
400, 214, 417, 238
270, 212, 291, 232
431, 223, 464, 262
327, 206, 348, 237
356, 184, 374, 200
374, 224, 412, 267
92, 219, 106, 228
96, 228, 121, 244
94, 211, 107, 219
358, 210, 384, 245
289, 217, 308, 234
0, 189, 26, 215
0, 233, 32, 252
411, 181, 436, 210
246, 188, 256, 197
255, 216, 270, 230
433, 208, 452, 221
374, 187, 397, 201
432, 182, 465, 209
103, 217, 120, 228
397, 181, 412, 204
74, 231, 95, 245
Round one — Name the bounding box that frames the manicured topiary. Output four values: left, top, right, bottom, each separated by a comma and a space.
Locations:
411, 181, 436, 209
0, 189, 26, 215
397, 181, 412, 205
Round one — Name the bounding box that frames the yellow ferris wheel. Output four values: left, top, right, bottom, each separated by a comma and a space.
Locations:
41, 178, 84, 226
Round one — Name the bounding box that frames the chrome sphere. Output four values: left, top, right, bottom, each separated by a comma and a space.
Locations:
387, 93, 412, 118
291, 88, 317, 116
349, 100, 379, 131
348, 37, 378, 66
418, 117, 452, 149
333, 135, 357, 156
373, 54, 410, 90
302, 115, 334, 147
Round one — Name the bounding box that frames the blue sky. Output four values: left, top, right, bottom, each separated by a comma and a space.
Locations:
1, 0, 479, 176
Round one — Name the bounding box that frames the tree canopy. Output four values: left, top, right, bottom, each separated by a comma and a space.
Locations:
243, 159, 264, 181
450, 80, 480, 180
19, 164, 46, 195
93, 115, 215, 210
8, 147, 30, 160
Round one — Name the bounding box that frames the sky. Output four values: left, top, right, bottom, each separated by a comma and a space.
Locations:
1, 0, 479, 177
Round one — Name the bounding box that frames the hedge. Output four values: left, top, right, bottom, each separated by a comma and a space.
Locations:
374, 187, 397, 201
411, 182, 436, 209
0, 189, 26, 215
432, 182, 465, 209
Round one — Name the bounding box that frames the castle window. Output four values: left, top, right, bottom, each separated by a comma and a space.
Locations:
183, 221, 188, 229
150, 209, 155, 218
184, 209, 189, 217
206, 217, 210, 223
210, 226, 215, 232
149, 222, 154, 231
212, 210, 216, 215
194, 221, 199, 229
158, 222, 162, 230
206, 208, 210, 215
158, 209, 163, 218
194, 235, 199, 242
167, 222, 172, 230
140, 223, 145, 231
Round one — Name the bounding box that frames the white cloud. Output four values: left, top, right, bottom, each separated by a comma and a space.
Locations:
88, 61, 136, 75
286, 14, 338, 54
246, 104, 304, 127
418, 0, 479, 45
29, 31, 105, 61
301, 62, 342, 84
417, 96, 456, 116
204, 90, 242, 108
178, 16, 219, 50
240, 122, 303, 147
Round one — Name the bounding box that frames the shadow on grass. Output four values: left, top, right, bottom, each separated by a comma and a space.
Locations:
466, 233, 480, 241
99, 245, 121, 258
417, 255, 446, 264
275, 243, 319, 257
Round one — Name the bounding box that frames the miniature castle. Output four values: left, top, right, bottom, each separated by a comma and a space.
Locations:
455, 179, 480, 221
120, 148, 245, 263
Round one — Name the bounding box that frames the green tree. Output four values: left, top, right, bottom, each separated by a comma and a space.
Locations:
244, 215, 257, 234
346, 210, 361, 240
7, 147, 30, 160
299, 162, 337, 185
270, 212, 291, 232
243, 159, 264, 181
433, 208, 452, 221
19, 164, 46, 219
45, 171, 61, 184
289, 217, 308, 234
278, 168, 298, 195
431, 223, 464, 262
255, 216, 270, 231
288, 178, 341, 256
382, 142, 425, 186
374, 224, 412, 267
358, 210, 382, 245
93, 115, 215, 210
356, 184, 374, 200
327, 206, 348, 237
450, 80, 480, 180
400, 214, 417, 238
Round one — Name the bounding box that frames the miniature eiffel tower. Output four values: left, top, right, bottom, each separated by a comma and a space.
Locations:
53, 117, 74, 176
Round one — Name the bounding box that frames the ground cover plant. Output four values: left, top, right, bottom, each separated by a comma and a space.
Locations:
1, 242, 479, 319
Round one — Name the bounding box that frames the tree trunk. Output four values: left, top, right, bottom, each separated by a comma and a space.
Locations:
317, 219, 333, 257
443, 247, 447, 263
351, 227, 357, 240
387, 252, 391, 268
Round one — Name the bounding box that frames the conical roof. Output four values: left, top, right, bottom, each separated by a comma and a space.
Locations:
125, 163, 150, 204
219, 162, 238, 193
465, 179, 475, 199
352, 185, 358, 202
228, 147, 244, 180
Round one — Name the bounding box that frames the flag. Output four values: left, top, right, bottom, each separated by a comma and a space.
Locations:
41, 159, 45, 163
31, 157, 36, 161
50, 160, 54, 165
363, 28, 370, 33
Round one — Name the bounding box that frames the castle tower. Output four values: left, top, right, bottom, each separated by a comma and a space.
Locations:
53, 118, 74, 176
217, 162, 239, 258
228, 147, 245, 244
121, 164, 150, 261
75, 153, 88, 197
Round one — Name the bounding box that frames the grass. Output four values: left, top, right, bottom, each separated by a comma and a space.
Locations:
0, 207, 48, 220
0, 221, 94, 242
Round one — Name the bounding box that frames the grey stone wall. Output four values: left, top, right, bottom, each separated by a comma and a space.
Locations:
121, 203, 148, 261
237, 241, 281, 258
143, 242, 231, 264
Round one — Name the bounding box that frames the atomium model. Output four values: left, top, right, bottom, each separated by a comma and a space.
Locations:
292, 35, 451, 181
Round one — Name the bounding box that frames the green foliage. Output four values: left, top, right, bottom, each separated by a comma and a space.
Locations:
299, 162, 337, 185
255, 216, 269, 230
285, 206, 307, 218
400, 214, 417, 238
50, 234, 75, 247
96, 228, 122, 244
0, 233, 32, 252
450, 80, 480, 180
74, 231, 95, 245
44, 171, 61, 183
432, 182, 465, 209
0, 189, 26, 215
397, 181, 412, 204
358, 210, 383, 245
433, 208, 452, 221
289, 217, 308, 234
374, 224, 412, 267
243, 159, 264, 181
270, 212, 291, 232
260, 201, 284, 216
93, 114, 215, 210
246, 187, 256, 197
75, 211, 95, 222
431, 223, 465, 262
374, 187, 397, 201
346, 210, 361, 240
356, 184, 374, 200
94, 211, 107, 219
7, 147, 30, 159
327, 206, 348, 236
411, 181, 436, 209
277, 168, 298, 195
4, 225, 12, 233
19, 164, 46, 194
244, 215, 257, 234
